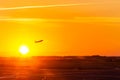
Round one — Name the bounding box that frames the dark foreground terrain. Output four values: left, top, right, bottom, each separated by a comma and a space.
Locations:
0, 56, 120, 80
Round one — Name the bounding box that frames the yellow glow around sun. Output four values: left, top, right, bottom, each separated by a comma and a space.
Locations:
19, 45, 29, 55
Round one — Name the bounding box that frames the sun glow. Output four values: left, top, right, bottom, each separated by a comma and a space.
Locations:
19, 45, 29, 55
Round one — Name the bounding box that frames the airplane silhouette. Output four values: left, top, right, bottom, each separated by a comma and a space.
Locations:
35, 40, 43, 43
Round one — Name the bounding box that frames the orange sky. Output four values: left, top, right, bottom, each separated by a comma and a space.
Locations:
0, 0, 120, 56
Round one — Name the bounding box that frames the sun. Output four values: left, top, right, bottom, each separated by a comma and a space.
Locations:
19, 45, 29, 55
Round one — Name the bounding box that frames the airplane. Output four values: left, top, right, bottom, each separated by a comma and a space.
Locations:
35, 40, 43, 43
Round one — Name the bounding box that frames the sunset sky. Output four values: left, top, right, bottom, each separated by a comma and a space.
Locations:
0, 0, 120, 56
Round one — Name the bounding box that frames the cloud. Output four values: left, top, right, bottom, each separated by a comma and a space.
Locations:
0, 3, 95, 10
0, 1, 120, 11
0, 17, 120, 22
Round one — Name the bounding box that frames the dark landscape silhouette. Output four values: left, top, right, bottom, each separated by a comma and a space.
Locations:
0, 55, 120, 80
